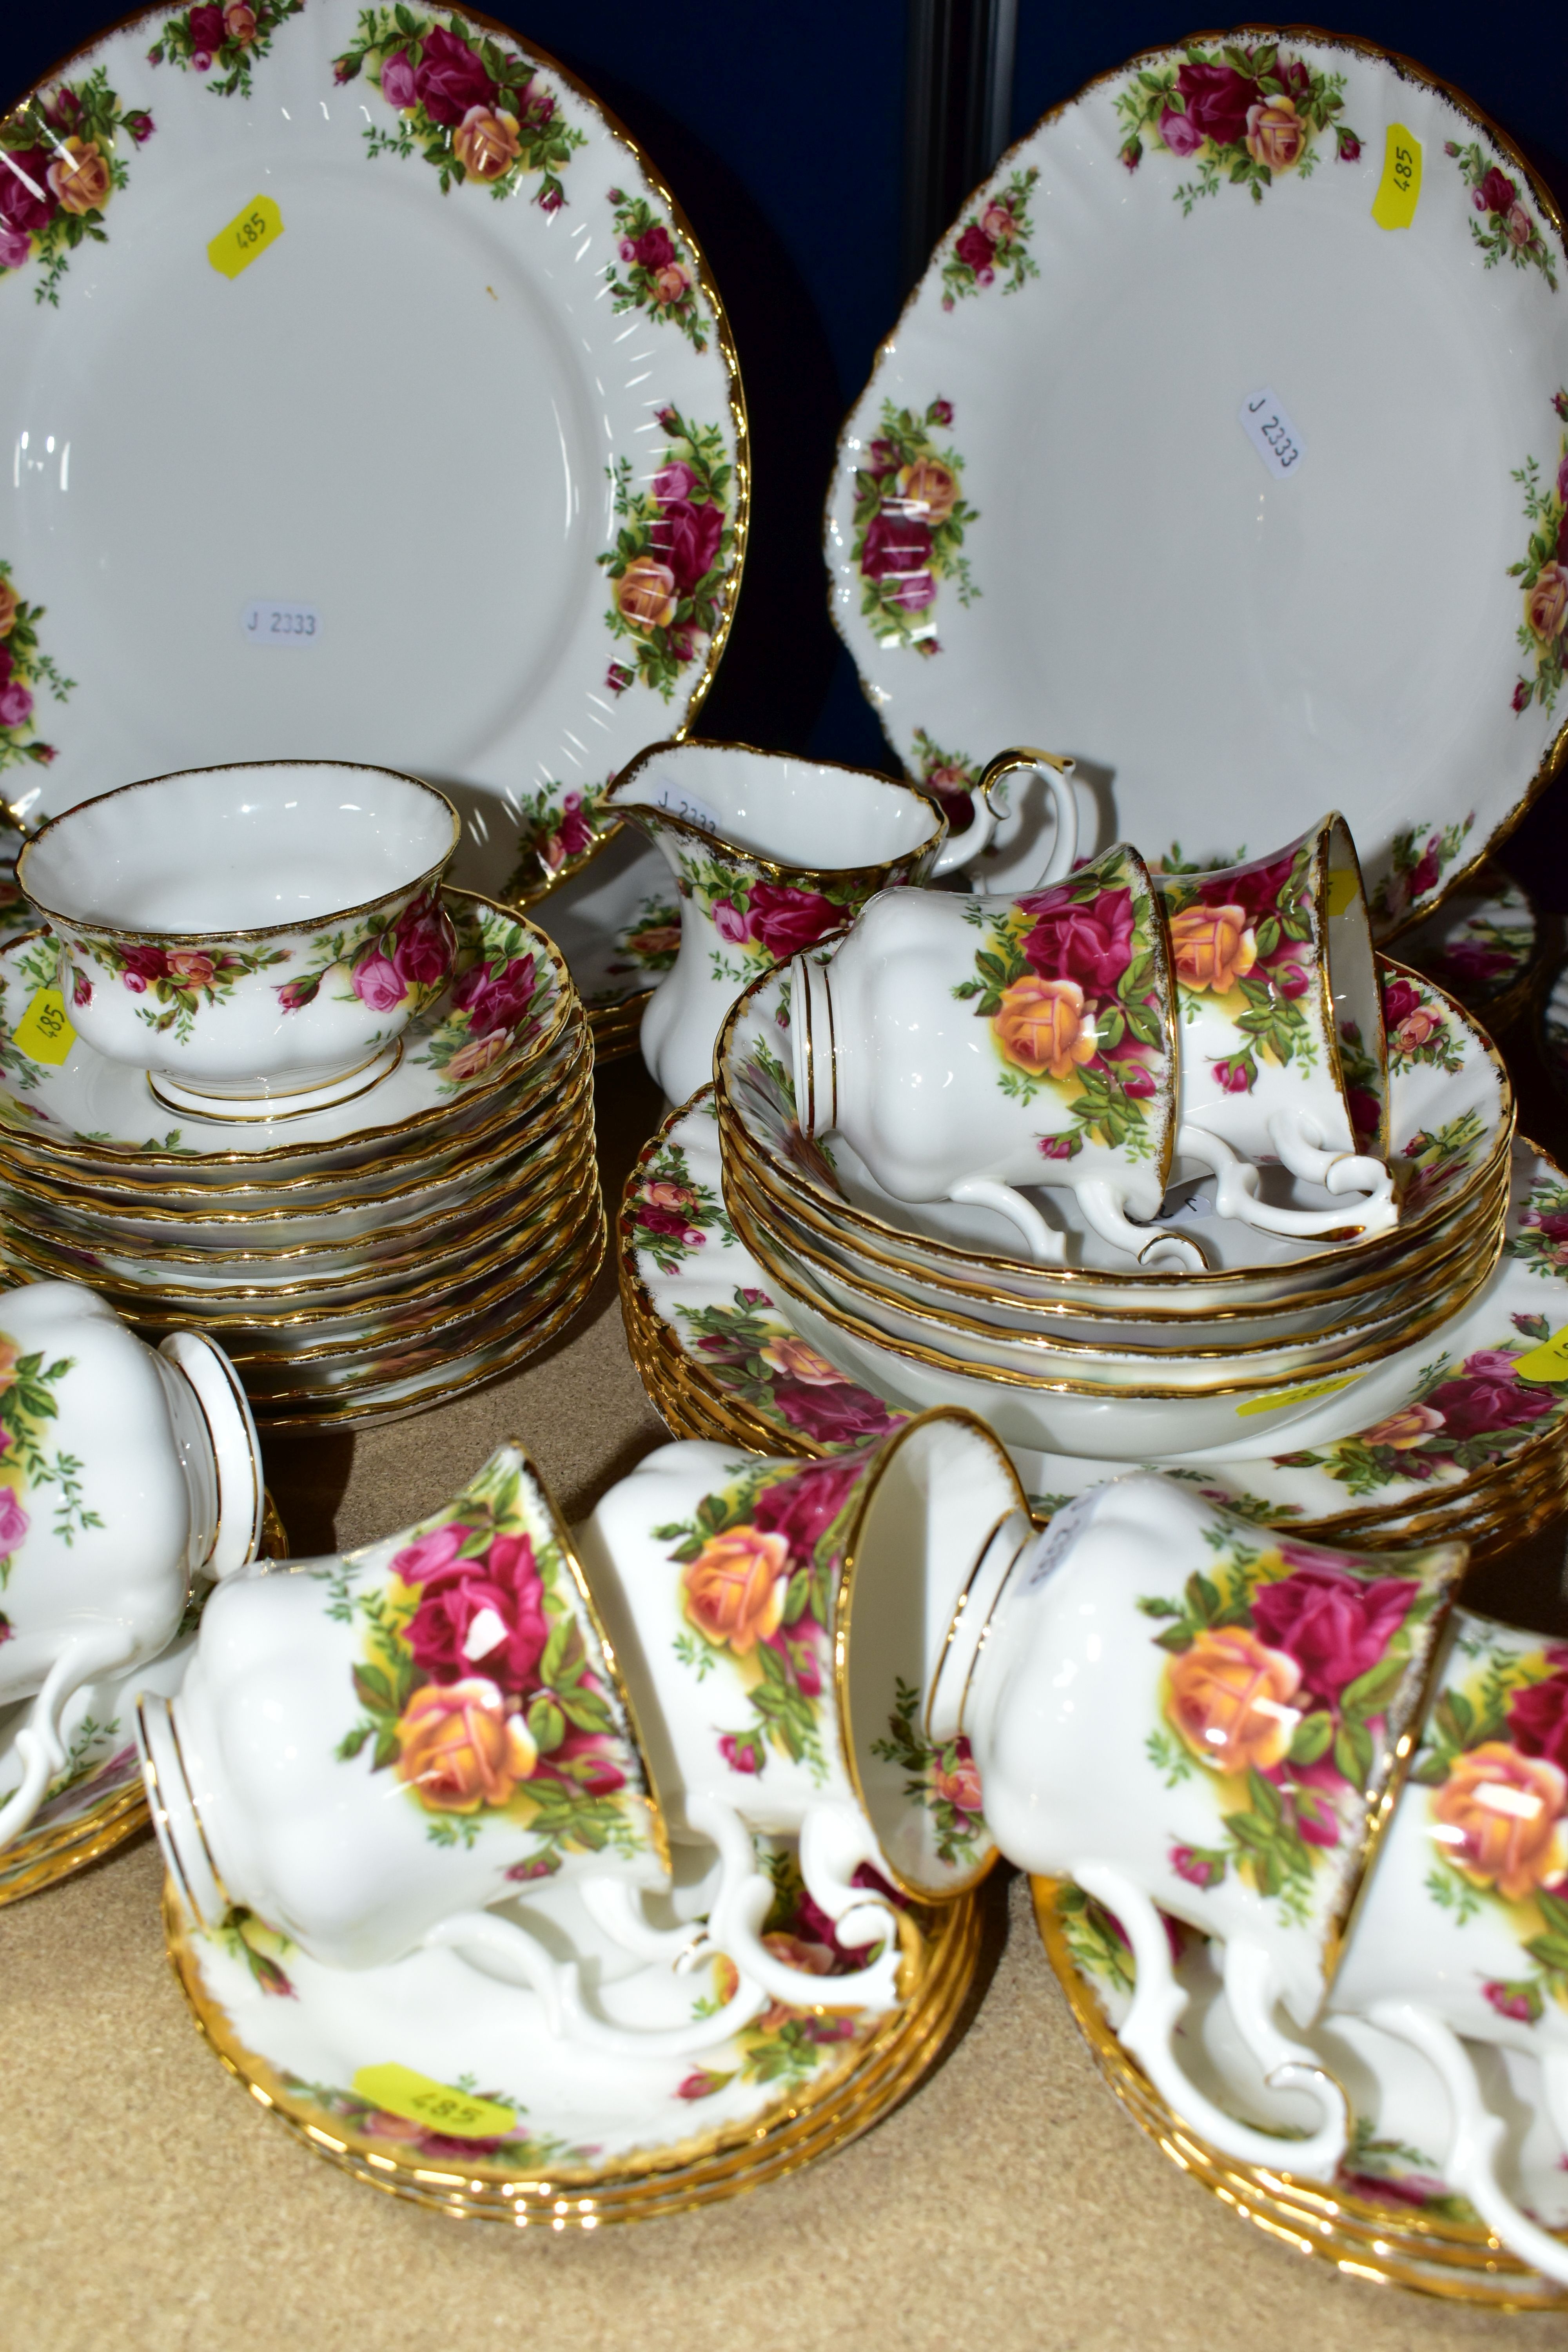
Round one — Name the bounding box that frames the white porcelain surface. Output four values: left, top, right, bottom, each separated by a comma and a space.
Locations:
829, 36, 1567, 920
0, 0, 743, 902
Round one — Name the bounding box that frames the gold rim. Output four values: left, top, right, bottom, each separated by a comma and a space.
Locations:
818, 23, 1568, 947
160, 1865, 979, 2221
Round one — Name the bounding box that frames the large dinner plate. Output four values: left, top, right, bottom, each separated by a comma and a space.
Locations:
826, 29, 1568, 929
0, 0, 745, 907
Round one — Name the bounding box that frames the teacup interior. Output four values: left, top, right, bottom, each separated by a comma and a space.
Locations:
23, 764, 456, 934
619, 746, 941, 870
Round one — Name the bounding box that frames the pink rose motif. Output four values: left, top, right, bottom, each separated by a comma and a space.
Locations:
517, 80, 554, 129
548, 1728, 624, 1798
933, 1745, 983, 1816
747, 882, 841, 962
1506, 201, 1534, 249
1508, 1669, 1568, 1773
350, 948, 406, 1013
0, 1488, 27, 1553
1174, 59, 1259, 146
1274, 57, 1311, 102
1249, 1564, 1418, 1705
652, 460, 697, 505
392, 1523, 468, 1583
0, 225, 31, 270
652, 497, 724, 595
712, 898, 751, 946
450, 952, 539, 1038
224, 2, 257, 41
378, 48, 417, 107
1476, 165, 1517, 216
751, 1456, 866, 1562
773, 1379, 900, 1445
1213, 1056, 1252, 1094
404, 1528, 551, 1694
1158, 104, 1204, 158
1483, 1980, 1542, 2024
0, 683, 32, 729
390, 892, 456, 989
632, 222, 676, 270
555, 791, 593, 863
412, 25, 495, 125
955, 222, 995, 281
1017, 884, 1134, 998
1108, 1051, 1155, 1099
980, 203, 1014, 242
0, 150, 57, 238
1423, 1353, 1556, 1444
717, 1734, 760, 1775
1276, 962, 1309, 998
653, 262, 689, 305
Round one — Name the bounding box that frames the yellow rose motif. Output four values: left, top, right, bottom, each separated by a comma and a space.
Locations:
47, 138, 112, 218
1166, 1625, 1302, 1775
443, 1029, 510, 1085
759, 1335, 843, 1387
1526, 561, 1568, 643
1167, 902, 1258, 996
896, 457, 959, 527
1360, 1401, 1445, 1451
454, 104, 521, 183
1245, 95, 1306, 173
394, 1677, 538, 1813
652, 261, 690, 307
224, 1, 257, 39
0, 583, 16, 639
991, 974, 1097, 1082
1430, 1742, 1568, 1902
681, 1526, 790, 1654
615, 555, 679, 634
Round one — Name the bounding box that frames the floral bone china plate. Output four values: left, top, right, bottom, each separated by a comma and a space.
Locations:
0, 0, 744, 911
827, 32, 1568, 925
621, 1093, 1568, 1537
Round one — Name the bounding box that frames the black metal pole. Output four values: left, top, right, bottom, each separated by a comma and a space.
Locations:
902, 0, 1019, 293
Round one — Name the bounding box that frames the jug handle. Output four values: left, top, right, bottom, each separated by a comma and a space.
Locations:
929, 748, 1078, 887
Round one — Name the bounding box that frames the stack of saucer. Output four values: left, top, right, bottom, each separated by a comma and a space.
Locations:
0, 890, 602, 1432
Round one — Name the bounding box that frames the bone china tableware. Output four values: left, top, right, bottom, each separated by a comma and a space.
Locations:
0, 1278, 263, 1848
0, 0, 743, 945
601, 740, 1076, 1106
17, 763, 458, 1114
828, 31, 1568, 926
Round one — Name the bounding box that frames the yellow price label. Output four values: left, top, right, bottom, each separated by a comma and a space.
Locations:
1324, 868, 1359, 920
14, 986, 75, 1065
1510, 1327, 1568, 1385
1372, 125, 1422, 230
208, 194, 284, 279
349, 2064, 515, 2140
1236, 1373, 1358, 1420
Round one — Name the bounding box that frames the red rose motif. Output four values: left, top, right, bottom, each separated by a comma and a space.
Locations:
1174, 59, 1260, 147
1423, 1352, 1556, 1444
652, 497, 723, 597
0, 150, 58, 236
1408, 841, 1441, 900
118, 942, 169, 988
125, 111, 155, 143
773, 1380, 900, 1445
1381, 976, 1423, 1030
1337, 127, 1361, 161
1017, 884, 1134, 998
1197, 849, 1295, 925
634, 1200, 701, 1246
1526, 1209, 1568, 1244
751, 1456, 866, 1562
390, 893, 456, 989
403, 1527, 551, 1693
555, 790, 594, 862
1249, 1565, 1418, 1704
413, 25, 495, 125
451, 952, 538, 1038
187, 5, 225, 52
746, 882, 842, 962
933, 1745, 983, 1815
1477, 165, 1517, 216
1444, 938, 1515, 985
632, 223, 675, 270
1274, 57, 1311, 102
955, 222, 995, 277
860, 508, 933, 591
1507, 1669, 1568, 1772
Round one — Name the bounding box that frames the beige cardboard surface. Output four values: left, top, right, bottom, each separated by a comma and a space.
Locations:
2, 1058, 1566, 2350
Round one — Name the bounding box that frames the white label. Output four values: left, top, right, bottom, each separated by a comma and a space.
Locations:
1239, 388, 1306, 480
242, 599, 321, 644
647, 776, 721, 834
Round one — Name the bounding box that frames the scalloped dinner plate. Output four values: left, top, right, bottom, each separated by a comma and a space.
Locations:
827, 30, 1568, 929
0, 0, 744, 906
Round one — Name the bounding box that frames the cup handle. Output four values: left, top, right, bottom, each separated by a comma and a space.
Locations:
1266, 1112, 1397, 1219
1365, 1998, 1568, 2287
578, 1875, 716, 1971
968, 743, 1081, 889
0, 1623, 139, 1853
1176, 1124, 1397, 1241
1071, 1178, 1206, 1273
1073, 1862, 1348, 2177
947, 1178, 1068, 1265
799, 1799, 901, 1954
691, 1794, 904, 2012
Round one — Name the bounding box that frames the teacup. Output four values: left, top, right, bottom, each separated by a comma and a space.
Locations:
574, 1412, 1029, 1923
788, 840, 1201, 1268
603, 740, 1079, 1104
18, 762, 459, 1119
138, 1440, 902, 2054
1328, 1611, 1568, 2284
0, 1279, 264, 1850
1154, 818, 1396, 1237
935, 1473, 1463, 2172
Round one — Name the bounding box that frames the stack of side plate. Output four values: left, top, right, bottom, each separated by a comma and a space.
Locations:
618, 1091, 1568, 1566
0, 893, 604, 1431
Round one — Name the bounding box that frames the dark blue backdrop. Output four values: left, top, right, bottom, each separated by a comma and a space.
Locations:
7, 3, 1567, 884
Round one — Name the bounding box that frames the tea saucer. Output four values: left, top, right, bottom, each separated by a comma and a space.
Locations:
1033, 1877, 1568, 2308
1401, 861, 1552, 1027
621, 1094, 1568, 1543
535, 828, 679, 1052
828, 34, 1567, 924
161, 1837, 980, 2220
0, 890, 574, 1171
0, 0, 744, 906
